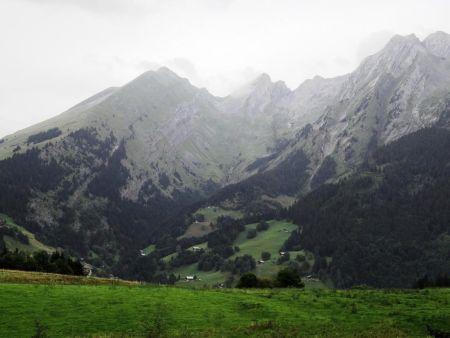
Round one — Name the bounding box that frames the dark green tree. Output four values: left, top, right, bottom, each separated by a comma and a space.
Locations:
237, 273, 258, 288
246, 229, 257, 239
275, 268, 304, 288
261, 251, 271, 261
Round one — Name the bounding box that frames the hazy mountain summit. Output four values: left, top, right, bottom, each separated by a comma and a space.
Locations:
423, 30, 450, 58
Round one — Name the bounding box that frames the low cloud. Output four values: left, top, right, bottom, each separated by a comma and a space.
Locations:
356, 30, 395, 62
19, 0, 152, 16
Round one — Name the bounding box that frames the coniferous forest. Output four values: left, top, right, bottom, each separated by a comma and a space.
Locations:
285, 128, 450, 287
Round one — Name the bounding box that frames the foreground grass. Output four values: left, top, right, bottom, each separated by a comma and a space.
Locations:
0, 277, 448, 337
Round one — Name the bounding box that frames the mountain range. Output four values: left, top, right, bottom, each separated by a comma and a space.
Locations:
1, 31, 450, 284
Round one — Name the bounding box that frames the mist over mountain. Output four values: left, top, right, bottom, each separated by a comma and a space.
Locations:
1, 31, 450, 283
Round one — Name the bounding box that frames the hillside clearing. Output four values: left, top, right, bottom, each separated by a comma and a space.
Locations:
178, 206, 244, 240
0, 213, 54, 253
169, 220, 324, 288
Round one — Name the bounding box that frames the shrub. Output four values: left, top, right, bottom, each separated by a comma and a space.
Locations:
247, 229, 257, 239
237, 273, 258, 288
275, 268, 304, 288
194, 213, 205, 222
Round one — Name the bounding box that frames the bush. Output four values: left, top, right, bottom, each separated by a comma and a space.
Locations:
224, 255, 256, 275
197, 252, 223, 271
275, 268, 304, 288
237, 269, 303, 289
237, 273, 258, 288
247, 229, 257, 239
194, 213, 205, 222
261, 251, 271, 261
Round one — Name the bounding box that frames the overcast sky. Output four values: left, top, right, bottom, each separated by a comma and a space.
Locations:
1, 0, 450, 137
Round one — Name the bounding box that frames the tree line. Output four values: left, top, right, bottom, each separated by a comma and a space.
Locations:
0, 249, 84, 276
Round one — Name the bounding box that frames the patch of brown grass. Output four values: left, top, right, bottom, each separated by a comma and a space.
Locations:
0, 269, 141, 286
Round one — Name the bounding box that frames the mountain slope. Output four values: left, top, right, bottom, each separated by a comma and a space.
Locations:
286, 127, 450, 287
202, 32, 450, 215
0, 67, 301, 276
2, 32, 450, 281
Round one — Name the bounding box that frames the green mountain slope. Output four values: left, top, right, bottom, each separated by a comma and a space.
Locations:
0, 214, 54, 253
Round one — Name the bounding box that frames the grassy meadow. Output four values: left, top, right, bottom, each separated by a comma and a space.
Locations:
0, 273, 449, 337
178, 207, 244, 239
0, 213, 54, 253
168, 220, 313, 287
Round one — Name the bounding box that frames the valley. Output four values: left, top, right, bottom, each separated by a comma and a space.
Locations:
1, 32, 450, 289
166, 220, 314, 288
3, 2, 450, 337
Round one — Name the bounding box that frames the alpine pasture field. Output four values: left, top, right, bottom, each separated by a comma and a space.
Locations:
0, 272, 449, 337
169, 220, 317, 288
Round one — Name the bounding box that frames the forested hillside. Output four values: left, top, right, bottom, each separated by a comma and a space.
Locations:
286, 128, 450, 287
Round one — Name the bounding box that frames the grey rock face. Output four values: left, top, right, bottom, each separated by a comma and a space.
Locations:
261, 33, 450, 190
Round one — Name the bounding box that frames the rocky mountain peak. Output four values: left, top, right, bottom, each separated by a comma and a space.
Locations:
253, 72, 272, 85
223, 73, 290, 118
339, 34, 428, 101
230, 73, 288, 99
386, 33, 420, 47
362, 34, 425, 76
126, 67, 192, 89
423, 31, 450, 59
